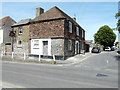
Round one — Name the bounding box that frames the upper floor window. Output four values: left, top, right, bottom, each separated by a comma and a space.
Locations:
69, 21, 72, 33
19, 26, 22, 34
82, 30, 84, 38
76, 26, 79, 36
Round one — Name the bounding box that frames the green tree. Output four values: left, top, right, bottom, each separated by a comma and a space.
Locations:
94, 25, 116, 47
115, 42, 119, 47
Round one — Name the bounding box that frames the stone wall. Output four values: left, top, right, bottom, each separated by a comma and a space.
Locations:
5, 45, 12, 54
13, 25, 29, 43
13, 42, 28, 55
51, 38, 64, 56
13, 25, 29, 55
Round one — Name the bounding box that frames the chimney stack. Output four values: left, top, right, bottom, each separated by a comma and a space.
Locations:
36, 7, 44, 17
72, 17, 76, 21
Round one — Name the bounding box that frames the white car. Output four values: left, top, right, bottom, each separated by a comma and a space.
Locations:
105, 47, 111, 51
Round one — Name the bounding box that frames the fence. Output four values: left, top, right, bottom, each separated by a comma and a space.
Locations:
1, 51, 56, 64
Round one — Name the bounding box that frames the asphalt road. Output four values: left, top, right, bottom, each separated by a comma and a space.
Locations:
2, 51, 119, 88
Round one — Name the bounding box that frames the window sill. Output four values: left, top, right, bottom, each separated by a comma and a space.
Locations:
17, 47, 22, 48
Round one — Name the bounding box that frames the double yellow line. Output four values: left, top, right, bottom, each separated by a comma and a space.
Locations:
0, 81, 24, 88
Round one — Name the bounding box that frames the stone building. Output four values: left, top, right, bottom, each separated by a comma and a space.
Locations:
0, 16, 16, 53
12, 6, 86, 59
12, 19, 31, 54
0, 16, 16, 44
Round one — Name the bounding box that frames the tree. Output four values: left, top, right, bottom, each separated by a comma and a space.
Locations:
115, 42, 119, 47
94, 25, 116, 47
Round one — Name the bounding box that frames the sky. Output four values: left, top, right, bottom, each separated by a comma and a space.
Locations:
1, 2, 119, 41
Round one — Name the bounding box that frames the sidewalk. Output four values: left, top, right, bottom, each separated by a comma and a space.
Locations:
1, 52, 92, 66
56, 52, 92, 65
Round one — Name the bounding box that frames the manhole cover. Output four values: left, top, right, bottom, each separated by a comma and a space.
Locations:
96, 73, 108, 77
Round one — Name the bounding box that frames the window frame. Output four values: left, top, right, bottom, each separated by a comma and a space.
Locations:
82, 30, 84, 38
34, 40, 39, 47
17, 40, 22, 47
19, 26, 23, 34
76, 26, 79, 36
69, 21, 72, 33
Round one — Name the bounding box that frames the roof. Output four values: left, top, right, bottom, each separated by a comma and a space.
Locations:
12, 19, 31, 27
0, 16, 16, 28
33, 6, 85, 31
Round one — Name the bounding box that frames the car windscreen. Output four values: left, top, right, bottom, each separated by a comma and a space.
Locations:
93, 47, 98, 49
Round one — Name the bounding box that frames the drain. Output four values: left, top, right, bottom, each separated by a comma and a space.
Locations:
96, 73, 108, 77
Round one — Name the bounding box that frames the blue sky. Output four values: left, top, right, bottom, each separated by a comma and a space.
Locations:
1, 2, 118, 41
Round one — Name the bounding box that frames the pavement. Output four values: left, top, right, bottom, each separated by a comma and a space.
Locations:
1, 52, 93, 66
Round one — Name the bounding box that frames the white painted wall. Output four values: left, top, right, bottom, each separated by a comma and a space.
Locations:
31, 38, 51, 55
0, 29, 3, 44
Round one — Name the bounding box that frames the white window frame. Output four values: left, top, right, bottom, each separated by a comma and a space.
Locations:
33, 40, 39, 47
17, 40, 22, 47
19, 26, 23, 34
76, 26, 79, 36
68, 39, 72, 50
69, 21, 72, 33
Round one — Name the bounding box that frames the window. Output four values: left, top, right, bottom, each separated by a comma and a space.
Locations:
17, 40, 22, 47
82, 30, 84, 38
76, 26, 79, 36
68, 40, 72, 50
69, 21, 72, 33
34, 40, 39, 46
19, 26, 22, 34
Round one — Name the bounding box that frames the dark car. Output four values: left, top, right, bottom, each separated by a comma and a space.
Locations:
91, 47, 101, 53
117, 48, 120, 54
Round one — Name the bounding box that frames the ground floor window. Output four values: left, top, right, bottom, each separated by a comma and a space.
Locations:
68, 39, 72, 51
17, 40, 22, 47
34, 40, 39, 46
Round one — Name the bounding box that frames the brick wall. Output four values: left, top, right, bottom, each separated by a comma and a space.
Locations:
29, 19, 64, 38
64, 19, 83, 41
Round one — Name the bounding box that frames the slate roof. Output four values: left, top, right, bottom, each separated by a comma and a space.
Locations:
12, 19, 31, 27
33, 6, 84, 30
0, 16, 16, 28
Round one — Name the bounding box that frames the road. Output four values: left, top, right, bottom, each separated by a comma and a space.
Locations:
2, 51, 119, 88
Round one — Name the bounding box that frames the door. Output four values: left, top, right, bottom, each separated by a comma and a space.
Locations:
75, 41, 79, 54
43, 41, 48, 55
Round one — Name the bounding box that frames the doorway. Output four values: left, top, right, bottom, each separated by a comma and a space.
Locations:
43, 41, 48, 55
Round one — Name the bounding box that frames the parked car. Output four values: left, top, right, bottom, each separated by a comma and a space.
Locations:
104, 47, 111, 51
91, 47, 101, 53
117, 48, 120, 54
111, 47, 115, 51
111, 46, 117, 51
